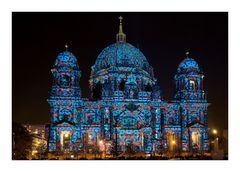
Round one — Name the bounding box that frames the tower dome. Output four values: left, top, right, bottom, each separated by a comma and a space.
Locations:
54, 45, 79, 70
177, 52, 200, 74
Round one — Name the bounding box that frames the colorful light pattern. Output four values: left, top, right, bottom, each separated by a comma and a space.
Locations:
47, 18, 209, 155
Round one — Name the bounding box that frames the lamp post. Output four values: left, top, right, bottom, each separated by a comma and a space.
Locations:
212, 129, 218, 151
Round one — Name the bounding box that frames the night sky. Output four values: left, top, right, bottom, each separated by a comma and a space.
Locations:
12, 12, 228, 132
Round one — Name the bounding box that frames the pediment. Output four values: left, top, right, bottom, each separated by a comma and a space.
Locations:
54, 120, 75, 127
187, 121, 204, 128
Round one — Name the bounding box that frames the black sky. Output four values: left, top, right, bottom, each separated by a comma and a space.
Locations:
12, 12, 228, 132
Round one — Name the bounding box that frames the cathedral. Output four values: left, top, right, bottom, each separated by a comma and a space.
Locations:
47, 17, 209, 155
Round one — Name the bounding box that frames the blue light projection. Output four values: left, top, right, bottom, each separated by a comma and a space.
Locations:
47, 17, 209, 155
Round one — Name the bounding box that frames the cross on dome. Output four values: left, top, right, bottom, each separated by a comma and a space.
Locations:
65, 43, 69, 50
119, 16, 123, 23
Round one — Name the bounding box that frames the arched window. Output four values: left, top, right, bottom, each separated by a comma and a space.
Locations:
119, 79, 126, 91
145, 83, 153, 92
60, 74, 71, 87
93, 82, 102, 100
168, 117, 175, 125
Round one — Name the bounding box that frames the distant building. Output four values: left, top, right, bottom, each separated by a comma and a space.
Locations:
24, 124, 48, 159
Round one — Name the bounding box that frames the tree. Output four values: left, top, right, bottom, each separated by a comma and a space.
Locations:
35, 139, 48, 159
12, 122, 33, 160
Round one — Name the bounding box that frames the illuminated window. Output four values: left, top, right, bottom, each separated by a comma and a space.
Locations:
190, 80, 195, 90
191, 132, 199, 146
60, 131, 71, 151
168, 133, 176, 151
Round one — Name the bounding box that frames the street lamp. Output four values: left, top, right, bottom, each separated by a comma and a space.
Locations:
212, 129, 217, 135
99, 140, 103, 145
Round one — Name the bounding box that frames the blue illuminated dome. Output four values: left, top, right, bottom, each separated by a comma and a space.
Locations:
94, 42, 149, 71
177, 54, 200, 73
54, 50, 79, 70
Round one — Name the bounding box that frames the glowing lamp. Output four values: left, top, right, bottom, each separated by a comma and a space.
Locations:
99, 140, 104, 145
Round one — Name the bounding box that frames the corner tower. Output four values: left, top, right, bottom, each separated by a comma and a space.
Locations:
174, 52, 209, 153
174, 51, 206, 102
48, 45, 82, 152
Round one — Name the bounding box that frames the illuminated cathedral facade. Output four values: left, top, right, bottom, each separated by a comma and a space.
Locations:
47, 17, 209, 155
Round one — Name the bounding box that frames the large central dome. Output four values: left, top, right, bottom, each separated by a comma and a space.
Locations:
93, 42, 149, 71
89, 16, 157, 100
91, 16, 153, 78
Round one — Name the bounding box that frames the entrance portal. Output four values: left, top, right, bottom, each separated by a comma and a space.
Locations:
191, 132, 200, 151
167, 133, 177, 152
118, 129, 143, 153
60, 131, 71, 151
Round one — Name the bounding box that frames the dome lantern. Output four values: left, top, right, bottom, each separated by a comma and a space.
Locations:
185, 50, 190, 57
116, 16, 126, 43
65, 43, 69, 51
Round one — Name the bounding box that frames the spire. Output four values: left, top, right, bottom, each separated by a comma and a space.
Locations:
116, 16, 126, 43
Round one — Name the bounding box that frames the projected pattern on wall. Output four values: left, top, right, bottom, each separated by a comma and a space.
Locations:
48, 17, 209, 154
